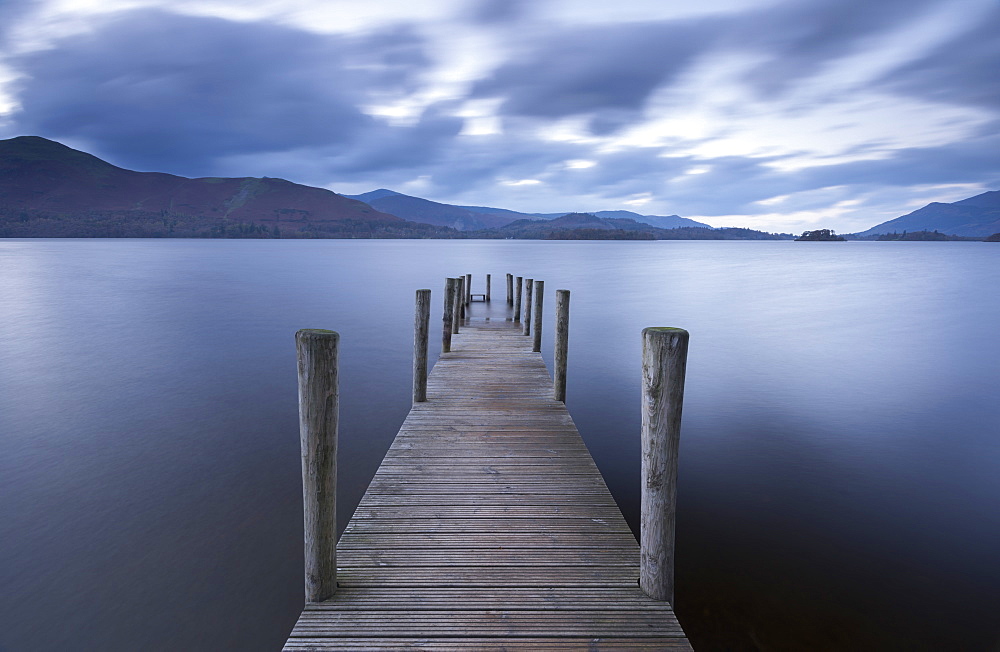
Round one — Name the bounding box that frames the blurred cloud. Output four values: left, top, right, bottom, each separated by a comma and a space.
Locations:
474, 20, 715, 132
0, 0, 996, 232
8, 10, 441, 175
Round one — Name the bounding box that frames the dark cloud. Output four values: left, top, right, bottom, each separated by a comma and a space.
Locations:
323, 101, 464, 175
9, 9, 433, 176
474, 20, 716, 132
733, 0, 943, 97
467, 0, 532, 24
879, 5, 1000, 110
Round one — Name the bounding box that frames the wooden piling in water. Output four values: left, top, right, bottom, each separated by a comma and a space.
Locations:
514, 276, 523, 321
640, 327, 689, 604
486, 274, 491, 302
442, 278, 456, 353
413, 289, 431, 403
522, 279, 533, 336
284, 306, 694, 649
453, 277, 463, 333
466, 274, 472, 305
532, 280, 544, 352
457, 276, 466, 319
554, 289, 570, 402
506, 273, 513, 305
295, 329, 339, 603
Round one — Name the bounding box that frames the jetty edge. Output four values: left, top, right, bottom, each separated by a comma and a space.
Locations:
284, 273, 692, 650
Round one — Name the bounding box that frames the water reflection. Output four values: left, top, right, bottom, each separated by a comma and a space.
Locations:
0, 239, 997, 651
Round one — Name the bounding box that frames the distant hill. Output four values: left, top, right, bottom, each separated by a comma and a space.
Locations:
856, 190, 1000, 237
591, 210, 711, 229
530, 209, 711, 229
347, 190, 712, 230
0, 136, 786, 240
0, 136, 450, 238
487, 213, 788, 240
347, 190, 532, 230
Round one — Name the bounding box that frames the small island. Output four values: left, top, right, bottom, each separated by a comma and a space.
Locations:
796, 229, 846, 241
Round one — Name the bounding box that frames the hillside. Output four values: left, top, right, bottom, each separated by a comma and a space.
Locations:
347, 190, 530, 230
591, 210, 711, 229
0, 136, 451, 238
856, 191, 1000, 237
348, 190, 712, 231
484, 213, 788, 240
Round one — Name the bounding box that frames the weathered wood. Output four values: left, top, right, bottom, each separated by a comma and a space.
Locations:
485, 274, 491, 302
285, 317, 690, 650
442, 278, 456, 353
413, 289, 431, 403
639, 327, 689, 604
506, 273, 513, 305
466, 273, 472, 305
554, 289, 570, 402
295, 329, 339, 603
531, 280, 544, 352
522, 278, 533, 336
513, 276, 522, 321
454, 276, 464, 328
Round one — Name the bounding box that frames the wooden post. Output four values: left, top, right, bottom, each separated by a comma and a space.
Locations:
522, 278, 533, 336
514, 276, 523, 322
413, 289, 430, 403
442, 278, 455, 353
506, 273, 513, 305
466, 274, 472, 305
486, 274, 491, 302
295, 329, 339, 603
453, 277, 464, 331
532, 280, 544, 352
554, 290, 570, 402
640, 327, 689, 604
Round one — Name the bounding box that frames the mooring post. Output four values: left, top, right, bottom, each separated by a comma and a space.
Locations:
466, 274, 472, 305
554, 290, 570, 401
486, 274, 491, 302
442, 278, 456, 353
413, 289, 431, 403
506, 273, 513, 305
514, 276, 523, 321
522, 278, 533, 336
532, 280, 544, 352
454, 277, 464, 330
640, 327, 689, 604
295, 329, 339, 603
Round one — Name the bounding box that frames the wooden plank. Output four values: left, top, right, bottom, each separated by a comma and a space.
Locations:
285, 638, 693, 650
284, 318, 688, 649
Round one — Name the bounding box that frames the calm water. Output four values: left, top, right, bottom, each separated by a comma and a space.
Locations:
1, 239, 998, 651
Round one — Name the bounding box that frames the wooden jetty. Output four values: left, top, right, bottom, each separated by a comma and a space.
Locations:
285, 276, 691, 650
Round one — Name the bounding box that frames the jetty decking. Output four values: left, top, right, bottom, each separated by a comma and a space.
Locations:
284, 284, 691, 650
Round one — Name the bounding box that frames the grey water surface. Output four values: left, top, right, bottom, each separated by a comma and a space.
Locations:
1, 239, 997, 651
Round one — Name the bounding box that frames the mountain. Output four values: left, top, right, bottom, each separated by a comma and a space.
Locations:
591, 210, 711, 229
492, 212, 788, 240
347, 189, 712, 231
529, 209, 711, 229
346, 190, 536, 230
0, 136, 452, 238
856, 191, 1000, 237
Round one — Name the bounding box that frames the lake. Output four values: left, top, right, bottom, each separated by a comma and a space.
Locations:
1, 239, 998, 651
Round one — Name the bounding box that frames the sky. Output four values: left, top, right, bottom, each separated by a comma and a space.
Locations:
0, 0, 997, 232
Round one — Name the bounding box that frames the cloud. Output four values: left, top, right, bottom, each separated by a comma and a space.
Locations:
731, 0, 944, 97
8, 9, 435, 175
473, 20, 716, 132
879, 4, 1000, 110
467, 0, 533, 24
